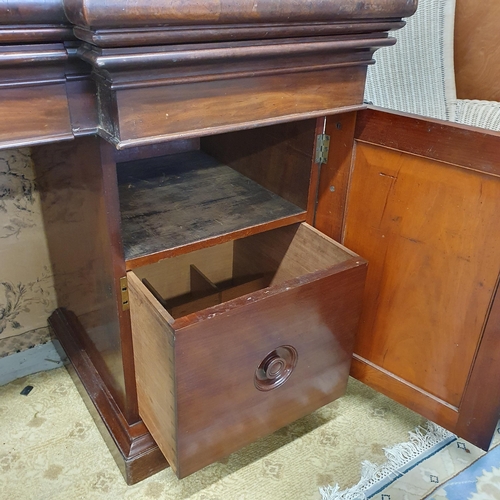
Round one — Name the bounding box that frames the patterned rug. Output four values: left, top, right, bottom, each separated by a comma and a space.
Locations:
321, 421, 500, 500
0, 367, 496, 500
427, 441, 500, 500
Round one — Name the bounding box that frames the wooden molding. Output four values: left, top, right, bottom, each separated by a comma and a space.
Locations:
74, 21, 405, 48
0, 1, 73, 44
0, 43, 73, 149
78, 31, 398, 147
0, 43, 68, 85
351, 356, 460, 431
80, 34, 395, 88
0, 26, 74, 44
63, 0, 417, 29
49, 308, 168, 485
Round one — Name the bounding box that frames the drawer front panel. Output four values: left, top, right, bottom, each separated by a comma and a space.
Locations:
0, 84, 73, 149
174, 264, 366, 477
105, 66, 366, 147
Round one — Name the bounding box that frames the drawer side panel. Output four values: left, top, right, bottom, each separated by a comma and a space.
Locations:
128, 271, 178, 472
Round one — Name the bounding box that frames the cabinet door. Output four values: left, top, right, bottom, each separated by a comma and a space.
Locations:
316, 108, 500, 450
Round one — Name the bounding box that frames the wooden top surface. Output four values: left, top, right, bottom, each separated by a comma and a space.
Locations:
0, 0, 67, 25
63, 0, 417, 29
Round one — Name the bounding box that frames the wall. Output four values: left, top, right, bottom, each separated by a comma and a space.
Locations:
0, 148, 57, 359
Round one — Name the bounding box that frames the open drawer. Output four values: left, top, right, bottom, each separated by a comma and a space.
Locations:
128, 222, 367, 478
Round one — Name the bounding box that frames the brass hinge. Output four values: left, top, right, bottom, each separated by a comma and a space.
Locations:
315, 134, 331, 165
120, 276, 130, 311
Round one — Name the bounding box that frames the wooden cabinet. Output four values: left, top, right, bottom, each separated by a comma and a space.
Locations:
3, 0, 500, 487
32, 117, 369, 481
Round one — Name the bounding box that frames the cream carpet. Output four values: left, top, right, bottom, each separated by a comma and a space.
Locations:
0, 367, 478, 500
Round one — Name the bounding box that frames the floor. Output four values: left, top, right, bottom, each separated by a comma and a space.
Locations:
0, 367, 494, 500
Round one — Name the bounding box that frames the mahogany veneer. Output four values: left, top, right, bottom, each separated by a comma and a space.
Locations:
0, 43, 73, 148
63, 0, 417, 29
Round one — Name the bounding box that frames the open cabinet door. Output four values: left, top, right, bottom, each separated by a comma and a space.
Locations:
316, 107, 500, 450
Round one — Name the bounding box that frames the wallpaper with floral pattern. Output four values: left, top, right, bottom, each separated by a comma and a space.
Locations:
0, 148, 57, 357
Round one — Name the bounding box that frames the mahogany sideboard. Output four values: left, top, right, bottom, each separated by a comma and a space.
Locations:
2, 0, 500, 485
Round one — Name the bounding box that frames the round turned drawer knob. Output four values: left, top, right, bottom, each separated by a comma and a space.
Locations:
254, 346, 298, 391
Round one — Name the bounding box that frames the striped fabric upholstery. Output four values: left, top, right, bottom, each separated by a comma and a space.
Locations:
453, 99, 500, 131
365, 0, 500, 132
364, 0, 457, 121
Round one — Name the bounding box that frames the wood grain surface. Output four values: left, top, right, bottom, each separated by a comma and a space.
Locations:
454, 0, 500, 101
0, 84, 72, 149
128, 271, 178, 473
232, 223, 359, 287
355, 108, 500, 177
202, 119, 316, 210
118, 150, 306, 267
455, 273, 500, 449
314, 111, 357, 241
345, 141, 500, 409
0, 26, 73, 43
350, 356, 459, 431
74, 21, 405, 48
346, 119, 500, 446
134, 243, 234, 300
345, 132, 500, 422
49, 308, 168, 484
0, 0, 425, 484
65, 77, 99, 136
33, 137, 137, 421
0, 0, 68, 24
64, 0, 417, 29
110, 66, 367, 147
0, 43, 73, 149
173, 263, 365, 477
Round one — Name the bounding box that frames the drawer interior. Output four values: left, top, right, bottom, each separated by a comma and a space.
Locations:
117, 119, 317, 269
132, 222, 358, 320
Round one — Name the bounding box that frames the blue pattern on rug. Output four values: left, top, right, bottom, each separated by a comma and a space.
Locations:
426, 444, 500, 499
320, 423, 457, 500
366, 436, 457, 498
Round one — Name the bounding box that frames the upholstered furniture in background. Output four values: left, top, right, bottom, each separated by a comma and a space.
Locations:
365, 0, 500, 131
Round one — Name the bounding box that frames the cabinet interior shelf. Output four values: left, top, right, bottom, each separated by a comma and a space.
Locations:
118, 149, 306, 268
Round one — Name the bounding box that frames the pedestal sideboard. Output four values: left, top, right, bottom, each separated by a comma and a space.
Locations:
2, 0, 500, 485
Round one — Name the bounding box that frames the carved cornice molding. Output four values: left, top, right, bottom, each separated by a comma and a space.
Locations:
74, 20, 406, 48
79, 33, 397, 88
0, 0, 73, 44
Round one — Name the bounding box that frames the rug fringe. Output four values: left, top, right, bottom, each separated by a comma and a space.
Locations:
319, 422, 455, 500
